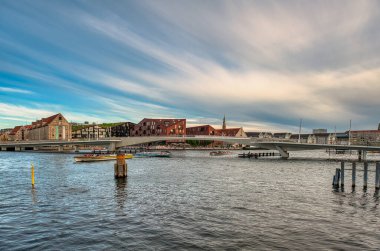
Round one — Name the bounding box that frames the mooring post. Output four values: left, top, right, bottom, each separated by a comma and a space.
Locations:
114, 153, 127, 178
31, 163, 35, 188
352, 162, 356, 188
363, 162, 368, 190
337, 168, 341, 189
333, 168, 340, 189
340, 162, 345, 189
375, 162, 380, 191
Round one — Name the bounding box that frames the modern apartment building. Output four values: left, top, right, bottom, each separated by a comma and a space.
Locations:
131, 118, 186, 136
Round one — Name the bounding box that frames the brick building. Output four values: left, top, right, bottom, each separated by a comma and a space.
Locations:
349, 130, 380, 145
186, 125, 216, 136
29, 113, 71, 140
0, 128, 12, 141
8, 125, 32, 141
132, 118, 186, 136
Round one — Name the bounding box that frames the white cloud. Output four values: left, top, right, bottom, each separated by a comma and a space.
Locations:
0, 87, 33, 94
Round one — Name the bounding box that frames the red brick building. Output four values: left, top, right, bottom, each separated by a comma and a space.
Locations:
349, 130, 380, 145
131, 118, 186, 136
186, 125, 216, 136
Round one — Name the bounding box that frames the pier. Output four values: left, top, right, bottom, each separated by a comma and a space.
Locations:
332, 161, 380, 193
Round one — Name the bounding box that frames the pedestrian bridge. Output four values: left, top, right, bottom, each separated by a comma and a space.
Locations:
1, 136, 380, 159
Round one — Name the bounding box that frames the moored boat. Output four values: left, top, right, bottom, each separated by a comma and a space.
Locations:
210, 151, 231, 156
134, 151, 171, 158
74, 154, 133, 162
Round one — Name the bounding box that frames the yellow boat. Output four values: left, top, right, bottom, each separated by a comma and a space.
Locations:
74, 154, 133, 162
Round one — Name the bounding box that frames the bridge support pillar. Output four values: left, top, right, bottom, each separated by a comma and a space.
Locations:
275, 146, 289, 159
57, 145, 63, 152
33, 146, 39, 151
15, 146, 22, 151
109, 142, 116, 152
1, 147, 5, 151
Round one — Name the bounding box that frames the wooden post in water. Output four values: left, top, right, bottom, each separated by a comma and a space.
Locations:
114, 153, 127, 178
363, 162, 368, 190
376, 162, 380, 191
333, 168, 340, 189
352, 162, 356, 188
31, 163, 35, 188
340, 162, 345, 189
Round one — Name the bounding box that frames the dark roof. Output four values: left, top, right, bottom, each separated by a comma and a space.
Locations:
246, 132, 260, 137
186, 125, 215, 130
246, 132, 272, 137
9, 126, 22, 135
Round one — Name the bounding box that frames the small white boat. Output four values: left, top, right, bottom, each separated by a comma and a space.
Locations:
74, 154, 133, 162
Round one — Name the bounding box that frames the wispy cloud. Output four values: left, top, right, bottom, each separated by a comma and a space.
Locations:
0, 87, 33, 94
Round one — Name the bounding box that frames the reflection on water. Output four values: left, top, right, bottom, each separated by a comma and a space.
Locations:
115, 178, 127, 210
0, 150, 380, 250
31, 187, 38, 205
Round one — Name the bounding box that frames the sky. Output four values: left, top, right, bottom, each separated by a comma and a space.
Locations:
1, 0, 380, 133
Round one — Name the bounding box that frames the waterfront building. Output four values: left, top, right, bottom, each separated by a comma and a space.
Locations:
0, 128, 12, 141
349, 130, 380, 145
335, 132, 349, 145
273, 132, 292, 140
186, 125, 216, 136
29, 113, 71, 140
216, 128, 247, 137
308, 133, 335, 144
8, 125, 32, 141
72, 124, 109, 139
290, 134, 312, 143
312, 129, 327, 134
289, 132, 336, 144
131, 118, 186, 136
108, 122, 135, 137
246, 132, 273, 139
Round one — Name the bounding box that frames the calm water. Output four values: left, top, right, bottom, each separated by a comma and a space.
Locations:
1, 150, 380, 250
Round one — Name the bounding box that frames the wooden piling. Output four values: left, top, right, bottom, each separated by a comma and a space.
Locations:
31, 163, 35, 188
363, 162, 368, 190
333, 168, 340, 188
352, 162, 356, 188
340, 162, 345, 188
376, 162, 380, 191
114, 153, 128, 178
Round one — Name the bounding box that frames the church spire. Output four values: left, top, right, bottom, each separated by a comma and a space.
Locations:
222, 115, 226, 130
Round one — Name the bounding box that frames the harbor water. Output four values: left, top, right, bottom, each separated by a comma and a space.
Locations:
1, 150, 380, 250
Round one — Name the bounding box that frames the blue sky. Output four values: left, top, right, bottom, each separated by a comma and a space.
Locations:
1, 0, 380, 132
